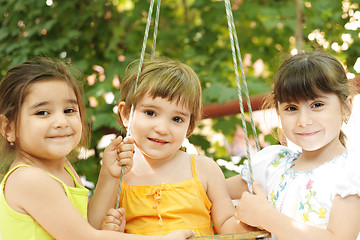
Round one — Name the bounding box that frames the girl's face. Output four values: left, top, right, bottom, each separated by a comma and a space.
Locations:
127, 92, 191, 162
16, 79, 82, 161
277, 92, 350, 153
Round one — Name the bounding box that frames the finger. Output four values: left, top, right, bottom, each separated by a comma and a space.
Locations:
107, 136, 123, 151
119, 218, 126, 232
123, 163, 134, 174
107, 208, 122, 220
234, 209, 241, 220
252, 182, 263, 196
102, 223, 121, 231
185, 230, 196, 238
123, 136, 134, 144
117, 142, 135, 153
117, 154, 134, 173
117, 208, 126, 217
240, 190, 251, 199
117, 157, 133, 167
103, 215, 121, 225
117, 151, 134, 160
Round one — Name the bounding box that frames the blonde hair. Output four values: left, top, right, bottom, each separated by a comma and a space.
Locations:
264, 51, 352, 146
118, 56, 202, 137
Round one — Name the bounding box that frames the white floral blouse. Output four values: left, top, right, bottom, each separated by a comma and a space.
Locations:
240, 145, 360, 240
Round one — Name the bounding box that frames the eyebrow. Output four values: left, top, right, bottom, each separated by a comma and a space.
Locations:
140, 103, 190, 117
30, 99, 78, 109
174, 110, 190, 118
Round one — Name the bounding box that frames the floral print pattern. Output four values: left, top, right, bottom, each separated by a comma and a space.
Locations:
240, 145, 360, 236
268, 151, 328, 224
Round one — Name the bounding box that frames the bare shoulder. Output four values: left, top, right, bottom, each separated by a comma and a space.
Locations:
194, 155, 225, 192
194, 154, 222, 172
5, 166, 55, 188
4, 166, 65, 213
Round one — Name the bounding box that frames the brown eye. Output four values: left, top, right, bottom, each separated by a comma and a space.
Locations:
64, 108, 75, 114
172, 116, 184, 123
36, 110, 49, 116
145, 110, 156, 117
311, 102, 324, 108
285, 106, 297, 112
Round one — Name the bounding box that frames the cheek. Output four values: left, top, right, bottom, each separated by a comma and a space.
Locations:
18, 120, 40, 137
71, 116, 84, 139
176, 123, 191, 138
279, 115, 291, 128
73, 117, 83, 130
129, 117, 147, 140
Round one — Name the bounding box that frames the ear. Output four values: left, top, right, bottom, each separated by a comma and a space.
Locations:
118, 101, 130, 128
0, 115, 16, 143
343, 96, 353, 123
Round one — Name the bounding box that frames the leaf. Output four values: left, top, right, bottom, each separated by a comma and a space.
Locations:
91, 112, 119, 131
203, 83, 238, 104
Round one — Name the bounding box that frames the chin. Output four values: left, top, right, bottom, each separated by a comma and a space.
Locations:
300, 144, 324, 152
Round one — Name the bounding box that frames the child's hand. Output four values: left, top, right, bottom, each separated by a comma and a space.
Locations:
101, 208, 126, 232
164, 230, 195, 240
235, 182, 269, 228
102, 136, 135, 178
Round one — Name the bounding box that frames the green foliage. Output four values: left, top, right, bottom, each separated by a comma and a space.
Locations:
0, 0, 358, 187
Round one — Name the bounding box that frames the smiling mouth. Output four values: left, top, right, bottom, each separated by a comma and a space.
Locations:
297, 130, 320, 136
48, 134, 72, 139
148, 138, 168, 144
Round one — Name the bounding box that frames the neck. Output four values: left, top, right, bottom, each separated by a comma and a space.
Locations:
12, 151, 66, 174
132, 147, 184, 173
296, 140, 346, 170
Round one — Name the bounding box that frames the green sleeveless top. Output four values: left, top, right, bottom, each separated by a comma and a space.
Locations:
0, 164, 89, 240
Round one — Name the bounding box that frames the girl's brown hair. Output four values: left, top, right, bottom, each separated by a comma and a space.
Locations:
0, 57, 89, 171
264, 51, 352, 146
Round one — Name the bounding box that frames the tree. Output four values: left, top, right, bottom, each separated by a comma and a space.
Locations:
0, 0, 358, 185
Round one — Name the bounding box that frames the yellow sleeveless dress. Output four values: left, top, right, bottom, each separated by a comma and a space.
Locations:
120, 154, 214, 236
0, 164, 89, 240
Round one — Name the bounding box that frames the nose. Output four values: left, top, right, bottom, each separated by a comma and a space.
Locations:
153, 117, 169, 135
297, 108, 312, 127
53, 112, 69, 128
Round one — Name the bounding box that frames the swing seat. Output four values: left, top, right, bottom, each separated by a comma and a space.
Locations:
189, 230, 271, 240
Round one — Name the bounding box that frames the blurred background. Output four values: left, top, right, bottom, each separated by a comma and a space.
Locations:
1, 0, 359, 193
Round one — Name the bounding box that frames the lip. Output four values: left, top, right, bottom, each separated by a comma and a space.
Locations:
297, 130, 320, 136
48, 134, 72, 139
148, 137, 168, 144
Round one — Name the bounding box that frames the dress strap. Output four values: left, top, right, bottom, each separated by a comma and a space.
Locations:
190, 154, 212, 210
0, 164, 72, 196
63, 164, 82, 188
190, 154, 198, 177
2, 164, 79, 196
2, 164, 31, 184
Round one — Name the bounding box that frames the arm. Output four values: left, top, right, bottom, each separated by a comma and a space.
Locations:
236, 182, 360, 240
225, 174, 249, 199
88, 136, 134, 229
5, 167, 194, 240
196, 156, 255, 234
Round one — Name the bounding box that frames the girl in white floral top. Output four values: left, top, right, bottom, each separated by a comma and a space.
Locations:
226, 51, 360, 240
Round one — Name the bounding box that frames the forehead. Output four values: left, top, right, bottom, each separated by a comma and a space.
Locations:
24, 79, 77, 101
278, 92, 341, 105
138, 92, 191, 112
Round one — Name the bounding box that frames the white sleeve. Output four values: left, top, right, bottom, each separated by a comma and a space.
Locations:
335, 150, 360, 198
240, 145, 291, 194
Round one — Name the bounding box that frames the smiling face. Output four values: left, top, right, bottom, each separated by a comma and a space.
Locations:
15, 79, 82, 161
278, 92, 349, 152
272, 52, 352, 148
124, 92, 191, 162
